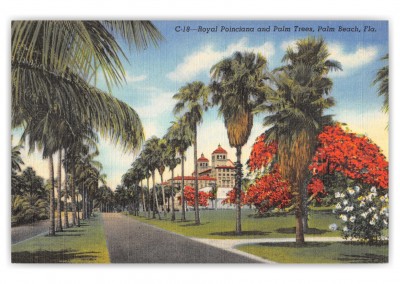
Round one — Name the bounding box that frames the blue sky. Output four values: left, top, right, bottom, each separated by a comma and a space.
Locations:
14, 20, 389, 189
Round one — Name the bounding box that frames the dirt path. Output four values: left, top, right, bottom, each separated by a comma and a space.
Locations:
102, 213, 261, 263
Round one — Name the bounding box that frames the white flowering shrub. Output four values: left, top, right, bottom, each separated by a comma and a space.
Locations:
334, 186, 388, 242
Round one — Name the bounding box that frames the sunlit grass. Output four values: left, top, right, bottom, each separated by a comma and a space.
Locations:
237, 241, 388, 263
11, 214, 109, 263
129, 208, 341, 239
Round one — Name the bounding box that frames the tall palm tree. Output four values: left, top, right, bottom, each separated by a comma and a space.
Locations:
56, 149, 63, 231
12, 21, 162, 102
258, 37, 341, 243
12, 21, 162, 232
142, 137, 163, 219
373, 54, 389, 114
131, 158, 147, 216
166, 116, 193, 221
163, 137, 182, 221
173, 81, 210, 225
210, 51, 268, 234
155, 138, 168, 216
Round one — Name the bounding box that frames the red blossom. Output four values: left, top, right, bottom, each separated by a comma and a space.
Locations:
247, 134, 277, 172
307, 177, 326, 202
178, 185, 210, 207
309, 124, 388, 190
245, 166, 291, 213
244, 124, 388, 212
221, 188, 245, 205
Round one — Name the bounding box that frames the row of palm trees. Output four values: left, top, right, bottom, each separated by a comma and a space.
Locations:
120, 37, 343, 244
11, 21, 163, 235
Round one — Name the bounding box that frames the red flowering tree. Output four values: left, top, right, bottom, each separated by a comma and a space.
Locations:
178, 186, 209, 207
247, 134, 277, 172
246, 165, 291, 213
309, 124, 388, 190
244, 124, 388, 214
221, 188, 245, 206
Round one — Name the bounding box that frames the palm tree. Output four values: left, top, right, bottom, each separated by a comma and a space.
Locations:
12, 22, 162, 232
258, 37, 341, 243
173, 81, 210, 225
155, 138, 168, 216
12, 21, 162, 104
373, 54, 389, 114
165, 116, 193, 221
11, 142, 24, 172
12, 21, 161, 159
142, 137, 162, 219
210, 51, 268, 234
11, 142, 25, 195
56, 149, 63, 231
163, 138, 181, 221
130, 158, 147, 215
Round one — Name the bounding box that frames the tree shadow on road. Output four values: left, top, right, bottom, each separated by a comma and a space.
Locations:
12, 249, 101, 263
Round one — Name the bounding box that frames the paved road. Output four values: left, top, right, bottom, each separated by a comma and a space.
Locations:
102, 213, 261, 263
11, 219, 50, 244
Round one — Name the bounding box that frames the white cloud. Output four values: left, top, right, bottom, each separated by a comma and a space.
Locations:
97, 139, 137, 189
280, 40, 297, 52
134, 89, 175, 119
329, 44, 378, 76
125, 73, 147, 83
167, 37, 275, 82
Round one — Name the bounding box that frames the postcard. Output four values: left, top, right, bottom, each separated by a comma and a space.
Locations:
11, 20, 388, 263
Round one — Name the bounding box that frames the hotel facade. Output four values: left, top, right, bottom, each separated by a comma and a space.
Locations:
166, 144, 237, 209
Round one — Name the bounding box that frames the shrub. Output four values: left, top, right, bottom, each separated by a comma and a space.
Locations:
334, 186, 388, 243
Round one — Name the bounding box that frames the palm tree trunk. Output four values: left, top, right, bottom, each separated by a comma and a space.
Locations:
152, 172, 161, 220
154, 189, 161, 220
82, 187, 87, 219
194, 126, 200, 225
76, 190, 81, 227
64, 155, 69, 228
141, 180, 146, 216
235, 146, 242, 235
302, 179, 310, 233
49, 155, 56, 236
146, 177, 151, 218
171, 169, 176, 221
85, 189, 89, 218
295, 181, 305, 244
160, 173, 167, 217
71, 160, 77, 226
56, 149, 63, 232
180, 151, 186, 221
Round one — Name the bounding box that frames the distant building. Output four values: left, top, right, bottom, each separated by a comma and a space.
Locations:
165, 144, 238, 209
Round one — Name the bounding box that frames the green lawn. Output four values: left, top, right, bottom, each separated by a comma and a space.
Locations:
129, 208, 342, 239
237, 241, 388, 263
12, 214, 110, 263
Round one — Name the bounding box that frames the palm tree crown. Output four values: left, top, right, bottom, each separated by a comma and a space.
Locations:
210, 51, 268, 147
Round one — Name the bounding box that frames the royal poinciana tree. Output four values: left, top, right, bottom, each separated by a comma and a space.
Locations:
178, 186, 210, 207
241, 124, 388, 219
